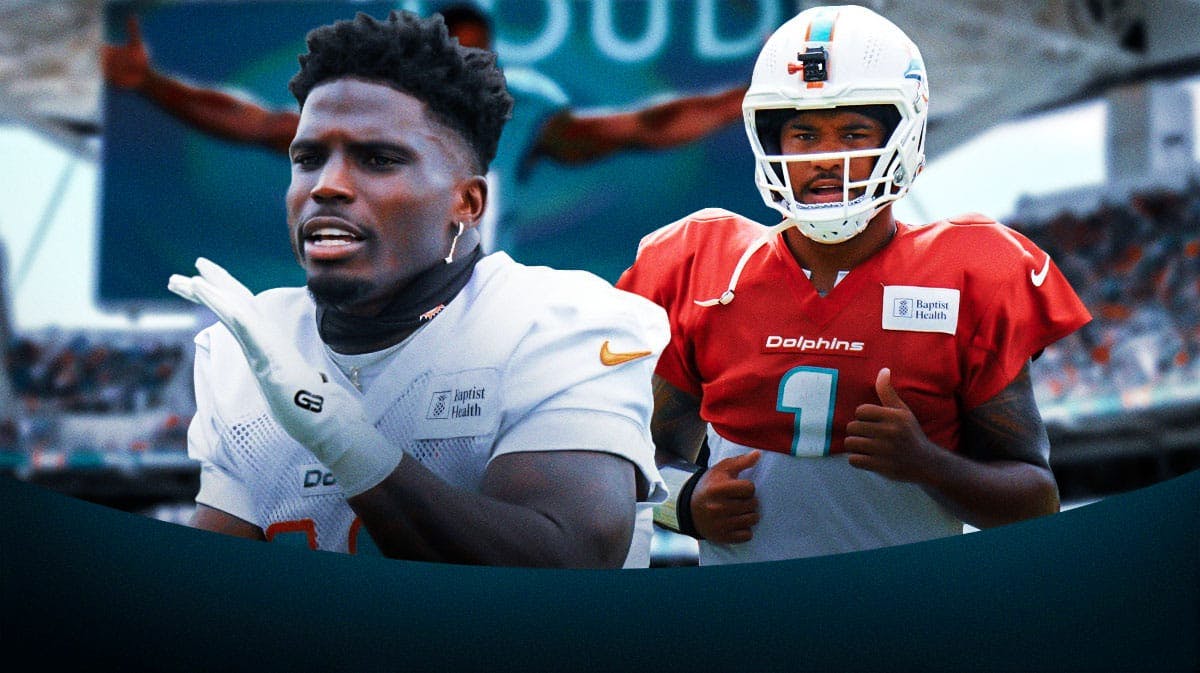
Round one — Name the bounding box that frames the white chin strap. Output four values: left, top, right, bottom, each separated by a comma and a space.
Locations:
692, 199, 886, 308
693, 221, 795, 307
782, 194, 874, 245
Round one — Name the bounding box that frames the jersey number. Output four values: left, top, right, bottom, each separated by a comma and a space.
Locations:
264, 517, 383, 555
776, 366, 837, 457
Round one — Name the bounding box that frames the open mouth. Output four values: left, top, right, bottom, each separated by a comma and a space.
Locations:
301, 217, 367, 261
804, 181, 849, 203
309, 227, 362, 247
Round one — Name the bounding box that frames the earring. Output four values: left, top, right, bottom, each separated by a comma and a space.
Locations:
444, 221, 466, 264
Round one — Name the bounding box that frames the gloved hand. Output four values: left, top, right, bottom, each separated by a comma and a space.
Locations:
168, 257, 400, 496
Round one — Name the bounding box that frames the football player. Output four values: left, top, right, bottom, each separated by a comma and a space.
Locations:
617, 5, 1093, 563
167, 11, 670, 568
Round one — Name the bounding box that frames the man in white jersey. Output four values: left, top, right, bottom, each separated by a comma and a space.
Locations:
167, 10, 669, 568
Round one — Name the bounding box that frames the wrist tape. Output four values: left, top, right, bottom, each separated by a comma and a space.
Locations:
322, 424, 405, 498
654, 460, 707, 538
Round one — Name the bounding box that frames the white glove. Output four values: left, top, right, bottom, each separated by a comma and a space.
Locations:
168, 257, 401, 496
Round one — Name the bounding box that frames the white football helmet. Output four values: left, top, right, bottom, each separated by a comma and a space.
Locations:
744, 5, 928, 244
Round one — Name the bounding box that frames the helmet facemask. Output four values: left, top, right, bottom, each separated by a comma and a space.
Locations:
747, 103, 918, 244
741, 5, 929, 245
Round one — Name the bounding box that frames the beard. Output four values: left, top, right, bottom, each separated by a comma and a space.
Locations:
306, 274, 376, 313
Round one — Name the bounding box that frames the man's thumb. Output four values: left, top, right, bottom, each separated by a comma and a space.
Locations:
719, 449, 761, 476
875, 368, 908, 409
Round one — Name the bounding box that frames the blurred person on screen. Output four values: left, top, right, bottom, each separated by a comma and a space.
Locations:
102, 3, 748, 262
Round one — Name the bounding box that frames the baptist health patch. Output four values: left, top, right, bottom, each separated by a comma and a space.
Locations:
881, 285, 960, 334
415, 367, 501, 440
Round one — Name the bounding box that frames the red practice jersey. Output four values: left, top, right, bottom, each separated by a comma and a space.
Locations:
619, 208, 1092, 459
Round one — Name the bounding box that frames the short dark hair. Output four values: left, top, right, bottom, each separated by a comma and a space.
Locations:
288, 10, 512, 172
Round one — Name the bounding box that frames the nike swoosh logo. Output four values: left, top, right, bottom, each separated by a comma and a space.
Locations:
1030, 256, 1050, 287
599, 340, 652, 366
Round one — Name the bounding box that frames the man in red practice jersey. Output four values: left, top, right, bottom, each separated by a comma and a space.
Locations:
617, 4, 1092, 563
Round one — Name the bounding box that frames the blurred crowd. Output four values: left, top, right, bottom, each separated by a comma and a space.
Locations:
3, 186, 1199, 457
1, 329, 192, 454
1017, 186, 1200, 406
8, 331, 187, 413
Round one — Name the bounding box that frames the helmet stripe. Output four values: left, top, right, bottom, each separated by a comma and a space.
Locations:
805, 7, 838, 43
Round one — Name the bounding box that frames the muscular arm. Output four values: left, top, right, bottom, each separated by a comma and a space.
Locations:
190, 503, 265, 540
348, 450, 639, 568
934, 364, 1060, 527
650, 374, 707, 466
845, 364, 1060, 529
534, 84, 748, 165
649, 374, 761, 542
135, 73, 298, 154
103, 15, 297, 154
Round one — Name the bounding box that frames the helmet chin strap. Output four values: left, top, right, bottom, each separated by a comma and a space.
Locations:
784, 186, 895, 245
789, 206, 871, 245
693, 221, 794, 307
693, 197, 893, 309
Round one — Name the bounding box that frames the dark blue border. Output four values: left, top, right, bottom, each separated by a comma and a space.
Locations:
2, 471, 1197, 672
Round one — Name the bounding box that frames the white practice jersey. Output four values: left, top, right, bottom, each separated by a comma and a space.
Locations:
700, 430, 962, 564
188, 252, 669, 567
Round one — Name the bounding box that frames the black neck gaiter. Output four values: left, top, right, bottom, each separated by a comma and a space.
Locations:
315, 245, 483, 354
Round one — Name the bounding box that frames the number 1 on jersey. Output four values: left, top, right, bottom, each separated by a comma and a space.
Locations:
777, 366, 837, 457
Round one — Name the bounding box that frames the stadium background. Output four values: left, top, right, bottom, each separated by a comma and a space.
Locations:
2, 2, 1197, 669
1, 0, 1198, 569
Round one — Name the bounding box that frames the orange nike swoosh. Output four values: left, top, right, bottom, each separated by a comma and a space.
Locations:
599, 340, 652, 366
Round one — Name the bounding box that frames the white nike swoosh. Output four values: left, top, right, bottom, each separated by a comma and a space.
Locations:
1030, 255, 1050, 287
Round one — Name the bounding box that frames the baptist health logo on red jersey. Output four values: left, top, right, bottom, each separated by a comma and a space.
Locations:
882, 285, 960, 334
